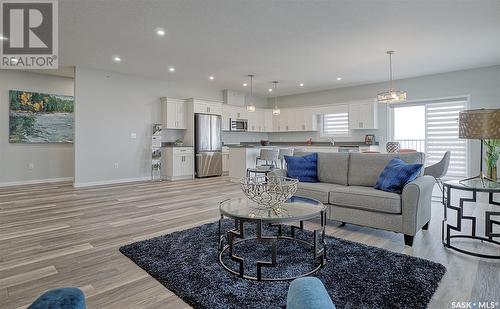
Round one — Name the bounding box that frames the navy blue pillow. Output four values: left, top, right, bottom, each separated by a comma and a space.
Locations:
374, 157, 423, 193
285, 153, 318, 183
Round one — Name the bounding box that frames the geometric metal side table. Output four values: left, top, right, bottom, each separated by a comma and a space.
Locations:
442, 180, 500, 259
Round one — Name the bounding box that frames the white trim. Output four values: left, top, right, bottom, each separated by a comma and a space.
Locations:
73, 176, 151, 188
0, 177, 74, 187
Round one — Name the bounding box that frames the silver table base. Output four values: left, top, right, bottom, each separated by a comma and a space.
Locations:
218, 211, 327, 281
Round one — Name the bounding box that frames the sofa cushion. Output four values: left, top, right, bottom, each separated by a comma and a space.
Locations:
317, 152, 349, 185
285, 153, 318, 182
328, 185, 402, 214
348, 152, 425, 187
375, 157, 423, 193
296, 182, 346, 204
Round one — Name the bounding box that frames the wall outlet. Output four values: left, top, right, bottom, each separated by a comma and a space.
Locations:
114, 163, 119, 169
28, 163, 34, 170
130, 133, 137, 139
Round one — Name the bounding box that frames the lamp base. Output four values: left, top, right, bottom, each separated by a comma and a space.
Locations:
459, 173, 499, 189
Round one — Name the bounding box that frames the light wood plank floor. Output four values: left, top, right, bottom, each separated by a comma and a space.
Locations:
0, 177, 499, 309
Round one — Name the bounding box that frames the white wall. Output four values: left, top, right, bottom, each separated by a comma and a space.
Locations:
74, 67, 268, 186
269, 65, 500, 175
0, 70, 74, 186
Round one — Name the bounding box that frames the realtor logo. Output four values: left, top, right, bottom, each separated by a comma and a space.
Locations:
1, 0, 58, 69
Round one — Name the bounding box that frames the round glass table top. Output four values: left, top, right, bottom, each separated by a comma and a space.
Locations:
444, 179, 500, 192
219, 195, 325, 222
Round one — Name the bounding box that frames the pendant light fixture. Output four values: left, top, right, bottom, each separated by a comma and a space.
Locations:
246, 74, 256, 112
272, 81, 280, 115
377, 51, 407, 104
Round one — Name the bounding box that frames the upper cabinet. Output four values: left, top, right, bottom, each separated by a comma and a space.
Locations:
348, 101, 378, 130
294, 108, 318, 131
161, 97, 186, 129
192, 99, 223, 115
222, 104, 247, 131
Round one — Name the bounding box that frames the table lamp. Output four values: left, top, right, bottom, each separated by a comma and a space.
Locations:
459, 108, 500, 187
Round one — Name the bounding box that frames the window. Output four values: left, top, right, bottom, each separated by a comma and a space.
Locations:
392, 97, 468, 178
322, 112, 349, 136
425, 99, 468, 178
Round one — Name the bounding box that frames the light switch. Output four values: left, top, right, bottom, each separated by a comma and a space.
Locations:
130, 133, 137, 139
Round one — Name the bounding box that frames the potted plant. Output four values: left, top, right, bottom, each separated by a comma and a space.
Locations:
485, 139, 499, 180
174, 138, 184, 146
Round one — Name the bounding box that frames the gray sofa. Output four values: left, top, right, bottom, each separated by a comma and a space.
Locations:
270, 152, 434, 246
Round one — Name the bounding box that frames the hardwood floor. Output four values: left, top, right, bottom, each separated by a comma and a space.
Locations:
0, 177, 499, 309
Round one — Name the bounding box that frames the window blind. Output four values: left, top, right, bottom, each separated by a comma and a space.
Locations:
425, 99, 468, 178
323, 113, 349, 135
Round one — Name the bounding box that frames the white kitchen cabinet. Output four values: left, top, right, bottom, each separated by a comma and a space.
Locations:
160, 98, 186, 129
222, 105, 247, 131
349, 101, 378, 130
193, 99, 223, 115
264, 109, 274, 132
162, 147, 194, 180
273, 109, 291, 132
248, 109, 266, 132
222, 147, 230, 175
302, 108, 318, 131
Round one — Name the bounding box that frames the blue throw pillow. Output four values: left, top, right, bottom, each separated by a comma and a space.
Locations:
284, 153, 318, 182
374, 157, 423, 193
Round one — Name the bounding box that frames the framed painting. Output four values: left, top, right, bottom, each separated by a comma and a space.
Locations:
9, 90, 74, 143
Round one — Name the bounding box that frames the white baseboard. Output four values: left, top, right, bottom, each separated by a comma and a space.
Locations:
0, 177, 74, 187
73, 176, 151, 188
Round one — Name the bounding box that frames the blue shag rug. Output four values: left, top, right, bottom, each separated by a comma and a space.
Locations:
120, 220, 445, 309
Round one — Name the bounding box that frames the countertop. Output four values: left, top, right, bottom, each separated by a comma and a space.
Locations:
161, 143, 193, 148
224, 141, 379, 148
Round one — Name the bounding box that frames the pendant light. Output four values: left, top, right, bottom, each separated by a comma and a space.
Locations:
246, 74, 256, 112
272, 81, 280, 115
377, 51, 407, 103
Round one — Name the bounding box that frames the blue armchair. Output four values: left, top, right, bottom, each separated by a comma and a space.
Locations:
287, 277, 335, 309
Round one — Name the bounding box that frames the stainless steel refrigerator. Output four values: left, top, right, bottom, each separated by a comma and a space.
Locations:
195, 113, 222, 178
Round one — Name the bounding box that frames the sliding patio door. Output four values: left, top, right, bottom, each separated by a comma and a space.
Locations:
391, 97, 468, 179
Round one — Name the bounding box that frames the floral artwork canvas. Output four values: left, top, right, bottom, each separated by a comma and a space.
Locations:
9, 90, 74, 143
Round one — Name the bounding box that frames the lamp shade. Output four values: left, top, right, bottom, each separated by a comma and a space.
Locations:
459, 108, 500, 139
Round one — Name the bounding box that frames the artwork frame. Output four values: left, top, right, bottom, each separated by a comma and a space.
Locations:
9, 90, 74, 144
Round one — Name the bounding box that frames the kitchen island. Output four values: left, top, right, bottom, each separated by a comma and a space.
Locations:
228, 142, 379, 181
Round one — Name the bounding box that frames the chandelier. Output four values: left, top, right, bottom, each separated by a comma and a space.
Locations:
377, 51, 407, 103
246, 74, 256, 112
272, 81, 280, 115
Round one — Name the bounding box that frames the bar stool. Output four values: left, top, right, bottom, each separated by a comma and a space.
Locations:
255, 148, 279, 168
278, 148, 294, 169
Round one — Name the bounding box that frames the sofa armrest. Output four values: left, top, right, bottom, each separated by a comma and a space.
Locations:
268, 169, 287, 178
401, 175, 434, 236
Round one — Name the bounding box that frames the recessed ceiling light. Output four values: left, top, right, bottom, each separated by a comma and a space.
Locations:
0, 35, 7, 41
243, 83, 247, 87
156, 28, 166, 36
268, 88, 273, 92
299, 83, 304, 87
337, 77, 342, 81
113, 56, 121, 62
168, 67, 175, 72
209, 76, 214, 80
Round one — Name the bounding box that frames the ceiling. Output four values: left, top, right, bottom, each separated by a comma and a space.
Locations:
59, 0, 500, 96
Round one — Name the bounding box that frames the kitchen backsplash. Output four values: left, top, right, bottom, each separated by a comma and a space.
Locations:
222, 131, 269, 144
267, 129, 384, 144
161, 129, 185, 143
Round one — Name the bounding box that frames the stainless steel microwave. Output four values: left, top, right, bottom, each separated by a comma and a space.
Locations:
230, 118, 248, 131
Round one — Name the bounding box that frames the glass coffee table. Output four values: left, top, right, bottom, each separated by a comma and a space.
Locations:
218, 195, 327, 281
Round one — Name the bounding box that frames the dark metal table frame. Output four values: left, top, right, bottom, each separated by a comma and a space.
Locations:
218, 201, 327, 281
442, 181, 500, 259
